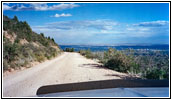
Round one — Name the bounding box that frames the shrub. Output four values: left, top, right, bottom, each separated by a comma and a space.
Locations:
79, 49, 94, 59
3, 42, 20, 62
104, 55, 130, 72
65, 48, 75, 52
92, 52, 104, 61
51, 38, 55, 42
35, 54, 46, 62
3, 60, 9, 71
40, 33, 44, 37
144, 67, 168, 79
45, 53, 51, 60
85, 49, 93, 58
103, 48, 135, 73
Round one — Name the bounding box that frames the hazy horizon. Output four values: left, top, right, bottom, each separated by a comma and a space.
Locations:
3, 3, 169, 45
58, 43, 169, 46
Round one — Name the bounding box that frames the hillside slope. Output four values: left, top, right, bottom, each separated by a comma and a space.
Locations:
3, 15, 62, 71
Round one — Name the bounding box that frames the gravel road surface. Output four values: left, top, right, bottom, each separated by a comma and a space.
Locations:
3, 52, 131, 97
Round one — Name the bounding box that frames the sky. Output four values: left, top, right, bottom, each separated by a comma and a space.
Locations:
3, 3, 169, 45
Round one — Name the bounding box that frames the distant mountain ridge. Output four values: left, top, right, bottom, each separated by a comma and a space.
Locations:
3, 15, 62, 71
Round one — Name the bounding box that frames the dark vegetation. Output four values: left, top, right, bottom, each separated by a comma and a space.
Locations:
64, 48, 75, 52
79, 48, 169, 80
3, 15, 62, 71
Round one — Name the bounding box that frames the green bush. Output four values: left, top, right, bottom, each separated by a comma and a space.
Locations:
104, 54, 129, 72
65, 48, 75, 52
144, 67, 168, 79
3, 42, 21, 62
35, 53, 46, 62
92, 52, 104, 61
79, 49, 94, 59
102, 48, 137, 73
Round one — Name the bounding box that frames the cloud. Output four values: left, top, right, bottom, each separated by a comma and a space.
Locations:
3, 3, 80, 11
33, 20, 169, 37
48, 3, 79, 10
32, 19, 119, 43
126, 20, 169, 37
3, 4, 12, 10
45, 19, 118, 30
53, 13, 72, 17
127, 27, 150, 31
32, 20, 169, 45
30, 3, 48, 11
133, 20, 169, 27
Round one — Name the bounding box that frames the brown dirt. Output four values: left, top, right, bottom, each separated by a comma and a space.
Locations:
19, 38, 29, 45
3, 31, 16, 43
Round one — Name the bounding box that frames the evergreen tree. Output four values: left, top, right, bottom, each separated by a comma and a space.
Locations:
13, 15, 19, 22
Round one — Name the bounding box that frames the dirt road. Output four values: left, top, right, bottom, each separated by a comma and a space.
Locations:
3, 52, 132, 97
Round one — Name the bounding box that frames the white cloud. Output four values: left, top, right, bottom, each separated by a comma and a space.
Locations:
126, 20, 169, 37
49, 3, 79, 10
53, 13, 72, 17
31, 20, 169, 45
133, 20, 169, 27
30, 3, 48, 11
3, 4, 12, 10
3, 3, 80, 11
127, 27, 150, 31
46, 19, 118, 31
32, 19, 119, 42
